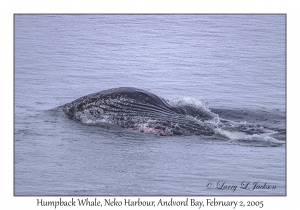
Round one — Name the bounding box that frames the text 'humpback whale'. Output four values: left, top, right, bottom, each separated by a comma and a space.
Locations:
62, 87, 217, 136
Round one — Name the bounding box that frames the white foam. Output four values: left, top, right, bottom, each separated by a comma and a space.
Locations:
169, 97, 211, 112
214, 128, 285, 145
170, 97, 221, 125
243, 133, 285, 144
214, 128, 247, 140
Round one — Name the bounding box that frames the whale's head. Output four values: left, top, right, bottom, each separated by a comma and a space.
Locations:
62, 87, 216, 136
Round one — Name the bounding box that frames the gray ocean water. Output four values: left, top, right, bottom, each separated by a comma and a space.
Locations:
14, 15, 286, 196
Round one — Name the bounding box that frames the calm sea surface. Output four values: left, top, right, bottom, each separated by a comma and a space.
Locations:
14, 15, 286, 195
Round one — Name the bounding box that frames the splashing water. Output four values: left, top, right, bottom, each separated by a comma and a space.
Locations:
170, 97, 285, 146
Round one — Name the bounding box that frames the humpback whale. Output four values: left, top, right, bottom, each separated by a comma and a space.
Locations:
63, 87, 216, 136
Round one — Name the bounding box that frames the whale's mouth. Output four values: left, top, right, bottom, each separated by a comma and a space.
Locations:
69, 107, 216, 136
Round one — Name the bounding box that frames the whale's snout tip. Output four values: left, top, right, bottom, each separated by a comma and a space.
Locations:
62, 103, 71, 114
